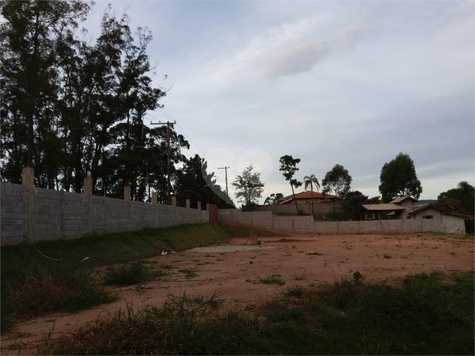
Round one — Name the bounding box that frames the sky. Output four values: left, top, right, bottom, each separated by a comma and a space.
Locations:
84, 0, 474, 204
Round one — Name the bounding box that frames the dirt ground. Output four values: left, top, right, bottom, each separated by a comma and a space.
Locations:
2, 233, 474, 354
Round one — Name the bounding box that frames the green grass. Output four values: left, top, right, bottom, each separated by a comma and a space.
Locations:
284, 285, 303, 297
40, 271, 474, 355
1, 223, 232, 333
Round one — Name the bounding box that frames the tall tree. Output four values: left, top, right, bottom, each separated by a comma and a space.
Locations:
0, 0, 91, 185
437, 181, 474, 215
322, 164, 352, 198
279, 155, 302, 214
303, 174, 320, 214
379, 153, 422, 202
264, 193, 284, 205
232, 164, 264, 206
174, 154, 234, 209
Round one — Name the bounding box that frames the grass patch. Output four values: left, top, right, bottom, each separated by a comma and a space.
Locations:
103, 263, 166, 285
41, 271, 474, 355
2, 267, 117, 330
258, 274, 286, 286
383, 254, 392, 259
1, 223, 229, 332
284, 285, 303, 297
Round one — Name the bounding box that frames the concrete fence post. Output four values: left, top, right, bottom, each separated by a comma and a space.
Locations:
197, 202, 201, 211
171, 196, 176, 207
22, 167, 34, 187
152, 192, 157, 204
84, 177, 93, 196
21, 167, 35, 243
124, 185, 131, 201
186, 199, 190, 209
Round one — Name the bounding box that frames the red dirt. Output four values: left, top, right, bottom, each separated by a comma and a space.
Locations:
2, 233, 474, 354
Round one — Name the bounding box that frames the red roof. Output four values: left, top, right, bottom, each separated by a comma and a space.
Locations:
278, 191, 334, 202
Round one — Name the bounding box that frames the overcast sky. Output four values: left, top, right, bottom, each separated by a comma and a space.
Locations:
86, 0, 474, 204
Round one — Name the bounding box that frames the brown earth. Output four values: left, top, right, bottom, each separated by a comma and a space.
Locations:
2, 232, 474, 354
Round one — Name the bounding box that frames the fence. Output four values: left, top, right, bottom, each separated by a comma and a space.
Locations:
1, 182, 209, 246
218, 209, 466, 234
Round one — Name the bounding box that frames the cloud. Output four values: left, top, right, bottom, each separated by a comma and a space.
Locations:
261, 39, 330, 79
261, 22, 378, 79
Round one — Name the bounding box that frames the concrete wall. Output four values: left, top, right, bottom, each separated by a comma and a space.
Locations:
218, 209, 466, 235
1, 182, 209, 246
251, 201, 340, 215
441, 214, 466, 234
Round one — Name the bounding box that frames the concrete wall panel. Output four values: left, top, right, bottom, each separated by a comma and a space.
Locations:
1, 182, 209, 245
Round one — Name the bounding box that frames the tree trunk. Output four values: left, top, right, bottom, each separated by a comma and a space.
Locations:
311, 185, 314, 214
291, 184, 299, 215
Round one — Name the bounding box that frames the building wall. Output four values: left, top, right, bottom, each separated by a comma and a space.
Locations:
1, 182, 209, 246
218, 209, 465, 235
397, 199, 414, 219
441, 215, 466, 234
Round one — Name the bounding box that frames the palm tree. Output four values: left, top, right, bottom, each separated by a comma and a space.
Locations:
304, 174, 320, 214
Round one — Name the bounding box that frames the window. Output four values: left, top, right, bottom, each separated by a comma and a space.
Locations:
422, 215, 433, 219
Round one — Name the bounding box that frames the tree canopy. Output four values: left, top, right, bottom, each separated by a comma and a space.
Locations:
437, 181, 474, 215
232, 164, 264, 206
379, 153, 422, 202
322, 164, 352, 198
0, 0, 199, 204
264, 193, 283, 205
279, 155, 302, 213
174, 154, 235, 209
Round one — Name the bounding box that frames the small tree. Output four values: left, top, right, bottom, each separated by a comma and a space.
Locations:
322, 164, 352, 198
279, 155, 302, 214
232, 164, 264, 206
303, 174, 320, 214
379, 153, 422, 202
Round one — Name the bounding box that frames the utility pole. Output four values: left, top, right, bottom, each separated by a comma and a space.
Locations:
218, 166, 230, 196
151, 120, 176, 204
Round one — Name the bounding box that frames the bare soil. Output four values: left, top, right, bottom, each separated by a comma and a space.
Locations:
2, 233, 474, 354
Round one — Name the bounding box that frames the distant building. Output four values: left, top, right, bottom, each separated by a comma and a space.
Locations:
361, 196, 468, 233
278, 191, 341, 205
361, 196, 418, 220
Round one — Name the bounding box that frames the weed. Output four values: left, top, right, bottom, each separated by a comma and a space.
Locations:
39, 272, 474, 355
1, 223, 230, 332
178, 268, 198, 279
383, 254, 392, 259
258, 274, 285, 286
285, 285, 303, 297
104, 263, 165, 285
294, 273, 306, 281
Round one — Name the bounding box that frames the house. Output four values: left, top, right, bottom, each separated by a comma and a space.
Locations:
277, 191, 340, 205
408, 203, 467, 234
361, 196, 418, 220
